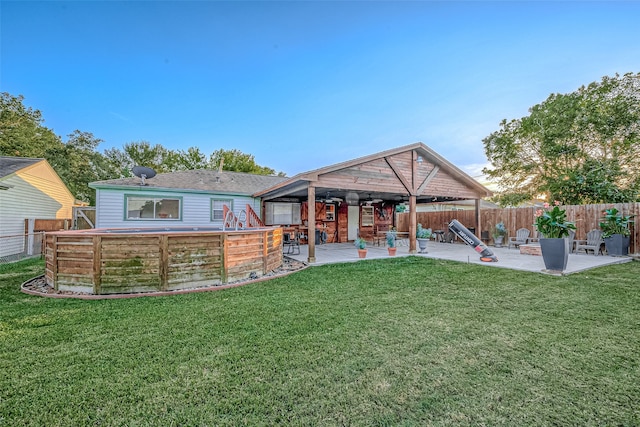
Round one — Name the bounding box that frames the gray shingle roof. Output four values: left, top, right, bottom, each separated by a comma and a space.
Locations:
90, 169, 288, 196
0, 156, 43, 179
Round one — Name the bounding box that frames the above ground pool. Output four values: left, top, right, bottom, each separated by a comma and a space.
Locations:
45, 227, 283, 295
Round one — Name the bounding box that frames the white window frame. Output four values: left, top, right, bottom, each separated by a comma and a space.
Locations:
211, 199, 234, 222
361, 206, 374, 226
125, 195, 182, 220
264, 202, 301, 225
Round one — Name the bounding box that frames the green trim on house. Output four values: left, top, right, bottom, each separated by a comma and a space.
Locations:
93, 183, 251, 198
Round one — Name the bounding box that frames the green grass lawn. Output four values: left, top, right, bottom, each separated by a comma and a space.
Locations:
1, 257, 639, 426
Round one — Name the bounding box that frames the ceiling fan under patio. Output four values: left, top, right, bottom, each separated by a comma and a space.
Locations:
317, 192, 343, 203
365, 193, 383, 205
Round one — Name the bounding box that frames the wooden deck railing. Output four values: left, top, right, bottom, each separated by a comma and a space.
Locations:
246, 204, 264, 227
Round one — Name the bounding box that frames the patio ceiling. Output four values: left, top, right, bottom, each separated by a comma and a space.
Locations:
254, 142, 492, 204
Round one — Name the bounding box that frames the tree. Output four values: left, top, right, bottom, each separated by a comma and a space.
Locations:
483, 72, 640, 206
104, 145, 285, 177
168, 147, 211, 171
47, 131, 117, 204
0, 92, 61, 158
2, 92, 285, 206
210, 148, 285, 176
1, 94, 115, 204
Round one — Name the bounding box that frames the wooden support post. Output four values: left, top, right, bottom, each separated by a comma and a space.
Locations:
221, 234, 228, 283
52, 234, 59, 291
92, 235, 101, 294
307, 185, 316, 263
26, 218, 35, 256
475, 199, 481, 238
159, 235, 169, 291
409, 195, 417, 254
263, 230, 268, 274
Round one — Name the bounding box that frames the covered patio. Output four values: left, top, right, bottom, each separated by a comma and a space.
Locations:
283, 241, 631, 275
256, 142, 493, 263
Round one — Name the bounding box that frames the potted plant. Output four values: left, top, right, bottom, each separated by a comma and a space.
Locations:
386, 231, 397, 256
534, 201, 576, 272
492, 222, 507, 247
355, 237, 367, 258
416, 224, 432, 253
599, 207, 635, 256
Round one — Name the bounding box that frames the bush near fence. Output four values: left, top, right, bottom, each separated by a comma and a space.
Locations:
398, 203, 639, 255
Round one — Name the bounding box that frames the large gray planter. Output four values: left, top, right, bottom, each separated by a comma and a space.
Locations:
417, 238, 429, 253
540, 238, 569, 272
604, 234, 630, 257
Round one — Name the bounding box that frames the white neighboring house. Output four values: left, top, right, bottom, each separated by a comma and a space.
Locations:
0, 157, 78, 258
89, 170, 287, 229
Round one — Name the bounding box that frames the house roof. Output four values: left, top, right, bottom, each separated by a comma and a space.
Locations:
89, 142, 491, 203
90, 169, 288, 196
0, 156, 43, 179
0, 156, 78, 202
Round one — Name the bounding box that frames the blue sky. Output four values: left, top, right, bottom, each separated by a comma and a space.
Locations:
2, 1, 639, 178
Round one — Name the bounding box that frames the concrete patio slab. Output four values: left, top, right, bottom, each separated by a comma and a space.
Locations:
284, 241, 632, 275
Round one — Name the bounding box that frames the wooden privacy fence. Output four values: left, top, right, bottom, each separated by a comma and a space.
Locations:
73, 206, 96, 230
398, 202, 640, 255
25, 218, 72, 233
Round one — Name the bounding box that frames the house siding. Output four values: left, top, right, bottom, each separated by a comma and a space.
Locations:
95, 187, 262, 229
0, 161, 76, 257
17, 164, 76, 218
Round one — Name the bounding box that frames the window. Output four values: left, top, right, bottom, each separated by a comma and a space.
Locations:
325, 204, 336, 221
126, 196, 181, 220
264, 202, 301, 225
361, 206, 374, 226
211, 199, 233, 222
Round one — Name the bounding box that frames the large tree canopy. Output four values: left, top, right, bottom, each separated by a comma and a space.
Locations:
0, 92, 61, 158
2, 92, 284, 205
104, 144, 285, 177
210, 148, 285, 176
483, 73, 640, 206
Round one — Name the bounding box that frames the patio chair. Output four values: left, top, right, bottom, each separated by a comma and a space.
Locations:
575, 229, 604, 256
566, 229, 576, 253
508, 228, 530, 249
372, 225, 390, 246
282, 232, 300, 255
528, 230, 540, 244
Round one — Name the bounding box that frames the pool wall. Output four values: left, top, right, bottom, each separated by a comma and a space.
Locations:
45, 228, 283, 294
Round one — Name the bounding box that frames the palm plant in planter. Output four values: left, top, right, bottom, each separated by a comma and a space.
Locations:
599, 207, 635, 256
386, 231, 397, 256
492, 222, 507, 247
354, 237, 367, 258
416, 224, 432, 253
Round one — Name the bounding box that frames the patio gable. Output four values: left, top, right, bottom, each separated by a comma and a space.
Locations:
255, 142, 490, 202
254, 142, 492, 263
